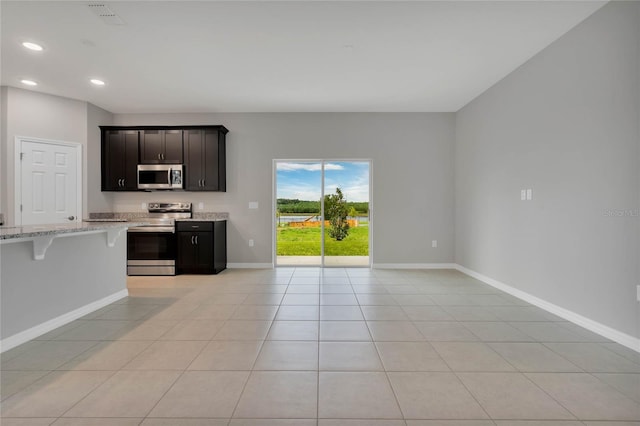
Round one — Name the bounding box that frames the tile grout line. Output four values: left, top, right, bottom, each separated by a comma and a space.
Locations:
226, 270, 295, 421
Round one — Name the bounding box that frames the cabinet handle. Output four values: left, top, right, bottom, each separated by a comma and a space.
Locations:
122, 178, 125, 187
161, 153, 165, 160
195, 235, 198, 245
202, 179, 205, 187
191, 235, 195, 245
158, 153, 161, 160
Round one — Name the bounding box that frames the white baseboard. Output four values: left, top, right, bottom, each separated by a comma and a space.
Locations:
227, 263, 274, 269
0, 289, 129, 353
454, 264, 640, 353
373, 263, 457, 269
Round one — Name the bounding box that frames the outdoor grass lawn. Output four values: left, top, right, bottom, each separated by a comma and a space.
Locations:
277, 225, 369, 256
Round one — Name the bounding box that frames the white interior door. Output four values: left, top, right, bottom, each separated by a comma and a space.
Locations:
17, 138, 82, 225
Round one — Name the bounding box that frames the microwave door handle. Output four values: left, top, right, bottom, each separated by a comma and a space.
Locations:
168, 168, 172, 184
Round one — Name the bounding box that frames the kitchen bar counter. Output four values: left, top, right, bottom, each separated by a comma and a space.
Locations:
0, 221, 146, 241
0, 221, 141, 352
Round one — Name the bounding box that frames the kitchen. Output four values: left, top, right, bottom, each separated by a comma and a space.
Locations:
1, 122, 230, 349
1, 1, 639, 424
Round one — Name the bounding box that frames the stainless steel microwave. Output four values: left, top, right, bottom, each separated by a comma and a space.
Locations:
137, 164, 183, 190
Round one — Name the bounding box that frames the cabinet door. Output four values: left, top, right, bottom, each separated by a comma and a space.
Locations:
103, 131, 125, 190
194, 232, 214, 272
177, 232, 198, 271
201, 130, 220, 191
103, 130, 139, 191
140, 130, 164, 163
122, 131, 139, 190
163, 130, 183, 164
184, 129, 204, 190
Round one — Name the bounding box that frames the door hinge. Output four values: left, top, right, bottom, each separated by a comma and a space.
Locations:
20, 204, 23, 212
20, 152, 24, 160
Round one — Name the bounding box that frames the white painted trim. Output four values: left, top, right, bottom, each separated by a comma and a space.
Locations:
0, 289, 129, 353
14, 136, 83, 226
454, 264, 640, 354
373, 263, 457, 269
227, 263, 274, 269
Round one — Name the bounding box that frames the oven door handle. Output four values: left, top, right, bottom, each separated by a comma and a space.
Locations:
128, 227, 175, 233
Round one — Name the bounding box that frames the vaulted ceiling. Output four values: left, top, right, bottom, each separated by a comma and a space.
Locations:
1, 1, 606, 113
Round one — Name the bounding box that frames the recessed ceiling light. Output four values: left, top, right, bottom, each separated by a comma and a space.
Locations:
21, 79, 38, 86
90, 79, 105, 86
22, 42, 43, 51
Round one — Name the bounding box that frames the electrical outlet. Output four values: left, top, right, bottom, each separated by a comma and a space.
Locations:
249, 202, 259, 209
249, 239, 254, 247
526, 189, 532, 200
637, 285, 640, 302
198, 202, 204, 210
432, 240, 437, 248
141, 202, 146, 210
521, 190, 526, 201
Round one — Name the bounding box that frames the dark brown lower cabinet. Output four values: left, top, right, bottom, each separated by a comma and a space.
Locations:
177, 221, 227, 274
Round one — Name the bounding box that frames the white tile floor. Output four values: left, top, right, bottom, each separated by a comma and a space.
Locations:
1, 268, 639, 425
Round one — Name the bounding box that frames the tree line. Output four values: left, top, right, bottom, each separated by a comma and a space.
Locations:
277, 198, 369, 214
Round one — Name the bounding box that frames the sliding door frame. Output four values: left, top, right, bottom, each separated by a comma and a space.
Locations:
272, 159, 373, 268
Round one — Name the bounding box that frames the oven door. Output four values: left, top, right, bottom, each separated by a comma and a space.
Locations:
127, 230, 177, 275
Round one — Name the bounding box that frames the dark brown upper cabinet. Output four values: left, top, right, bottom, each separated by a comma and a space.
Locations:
184, 128, 226, 191
140, 129, 183, 164
101, 129, 139, 191
100, 125, 228, 192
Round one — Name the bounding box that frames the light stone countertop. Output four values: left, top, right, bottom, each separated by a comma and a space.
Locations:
0, 221, 147, 241
89, 212, 229, 221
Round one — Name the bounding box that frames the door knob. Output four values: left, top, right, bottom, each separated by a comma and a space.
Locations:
68, 216, 75, 221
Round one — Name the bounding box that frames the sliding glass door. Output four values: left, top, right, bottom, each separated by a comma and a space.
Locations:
275, 160, 371, 267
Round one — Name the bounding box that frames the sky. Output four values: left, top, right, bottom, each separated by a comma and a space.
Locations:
276, 161, 370, 202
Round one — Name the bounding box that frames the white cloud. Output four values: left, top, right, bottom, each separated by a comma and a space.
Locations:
277, 162, 344, 172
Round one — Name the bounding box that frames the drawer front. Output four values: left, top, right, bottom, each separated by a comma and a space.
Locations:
176, 221, 213, 232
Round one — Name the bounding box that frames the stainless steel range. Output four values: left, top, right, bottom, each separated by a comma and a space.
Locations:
127, 202, 192, 276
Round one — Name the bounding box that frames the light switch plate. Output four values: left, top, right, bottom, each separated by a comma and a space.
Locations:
526, 189, 532, 200
637, 285, 640, 302
249, 239, 254, 247
432, 240, 437, 248
249, 202, 259, 209
521, 190, 526, 201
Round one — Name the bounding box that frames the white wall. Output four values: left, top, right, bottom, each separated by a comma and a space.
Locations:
1, 87, 8, 219
111, 113, 456, 266
455, 2, 640, 338
0, 87, 88, 225
1, 232, 127, 343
